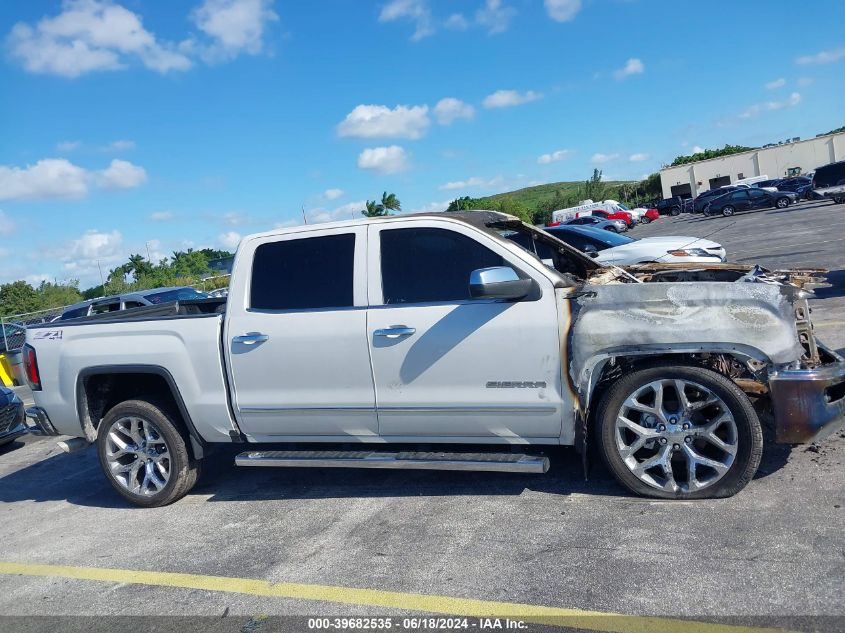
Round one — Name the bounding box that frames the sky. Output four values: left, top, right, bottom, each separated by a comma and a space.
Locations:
1, 0, 844, 288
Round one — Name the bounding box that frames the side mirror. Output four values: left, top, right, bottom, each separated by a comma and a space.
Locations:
469, 267, 536, 301
583, 244, 598, 256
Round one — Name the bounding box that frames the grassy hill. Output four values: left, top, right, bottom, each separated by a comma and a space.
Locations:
473, 179, 633, 210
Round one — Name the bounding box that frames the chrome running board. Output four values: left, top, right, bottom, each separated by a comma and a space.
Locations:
235, 450, 549, 473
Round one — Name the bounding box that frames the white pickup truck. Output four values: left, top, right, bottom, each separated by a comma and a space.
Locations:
23, 212, 845, 506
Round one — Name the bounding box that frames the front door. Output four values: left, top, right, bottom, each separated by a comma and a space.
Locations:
366, 220, 565, 440
225, 225, 378, 440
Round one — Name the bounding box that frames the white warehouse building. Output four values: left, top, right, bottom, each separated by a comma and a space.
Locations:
659, 131, 845, 199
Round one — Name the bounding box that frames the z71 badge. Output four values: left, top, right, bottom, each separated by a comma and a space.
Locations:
33, 330, 63, 340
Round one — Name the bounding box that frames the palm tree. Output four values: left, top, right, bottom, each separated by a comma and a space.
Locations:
380, 191, 401, 213
361, 200, 384, 217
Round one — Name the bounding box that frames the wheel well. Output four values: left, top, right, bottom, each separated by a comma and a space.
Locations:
79, 371, 202, 457
586, 352, 762, 427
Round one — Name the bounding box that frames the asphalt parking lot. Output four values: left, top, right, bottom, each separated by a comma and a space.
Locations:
1, 199, 844, 632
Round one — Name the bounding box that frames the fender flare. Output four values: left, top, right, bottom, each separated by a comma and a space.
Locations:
75, 364, 207, 459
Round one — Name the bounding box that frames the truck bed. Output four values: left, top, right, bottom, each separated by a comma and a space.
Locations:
30, 297, 227, 328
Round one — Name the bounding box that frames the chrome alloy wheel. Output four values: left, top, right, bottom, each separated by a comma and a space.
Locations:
104, 417, 171, 496
614, 379, 738, 494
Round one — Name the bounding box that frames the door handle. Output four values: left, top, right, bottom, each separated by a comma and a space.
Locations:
233, 333, 269, 345
374, 326, 416, 339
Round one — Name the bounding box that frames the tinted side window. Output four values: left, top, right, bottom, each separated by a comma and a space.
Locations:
551, 231, 589, 251
380, 228, 505, 304
749, 189, 768, 199
251, 233, 355, 310
61, 306, 90, 320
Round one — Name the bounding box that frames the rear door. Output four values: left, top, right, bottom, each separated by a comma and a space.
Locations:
747, 189, 771, 209
366, 219, 566, 440
729, 190, 751, 212
224, 226, 378, 439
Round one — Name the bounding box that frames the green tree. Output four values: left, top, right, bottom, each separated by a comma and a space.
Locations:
447, 196, 478, 211
361, 200, 386, 217
380, 191, 401, 213
670, 144, 753, 167
0, 281, 42, 316
37, 281, 83, 309
582, 168, 607, 202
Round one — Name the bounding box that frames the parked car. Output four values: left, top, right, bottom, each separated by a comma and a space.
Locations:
776, 176, 813, 199
524, 225, 725, 265
693, 187, 739, 213
0, 385, 26, 446
563, 216, 628, 232
653, 196, 685, 216
23, 211, 841, 505
750, 179, 783, 190
590, 208, 635, 227
59, 287, 209, 321
812, 160, 845, 203
611, 202, 659, 224
704, 188, 799, 216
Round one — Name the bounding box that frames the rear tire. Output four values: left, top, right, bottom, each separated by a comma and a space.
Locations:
722, 205, 735, 217
97, 399, 200, 507
640, 217, 651, 225
595, 364, 762, 500
670, 206, 681, 216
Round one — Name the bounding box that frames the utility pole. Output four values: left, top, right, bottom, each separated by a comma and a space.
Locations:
146, 242, 152, 262
301, 205, 308, 225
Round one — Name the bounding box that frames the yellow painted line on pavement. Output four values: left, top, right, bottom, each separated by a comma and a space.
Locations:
0, 561, 793, 633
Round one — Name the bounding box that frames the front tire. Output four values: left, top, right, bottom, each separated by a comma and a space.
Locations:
721, 205, 735, 217
670, 206, 681, 216
595, 365, 762, 499
97, 400, 200, 507
776, 197, 789, 209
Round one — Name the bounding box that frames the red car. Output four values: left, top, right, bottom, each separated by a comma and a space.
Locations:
591, 208, 634, 227
643, 208, 659, 223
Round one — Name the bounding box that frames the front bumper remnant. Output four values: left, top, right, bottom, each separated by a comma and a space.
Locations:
769, 361, 845, 443
25, 406, 59, 436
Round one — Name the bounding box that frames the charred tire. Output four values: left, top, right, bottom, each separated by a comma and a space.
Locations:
776, 197, 789, 208
721, 205, 735, 217
595, 365, 762, 500
97, 399, 200, 507
670, 206, 681, 216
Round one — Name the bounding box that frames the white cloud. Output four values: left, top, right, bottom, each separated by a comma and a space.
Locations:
795, 47, 845, 65
378, 0, 434, 41
7, 0, 193, 78
337, 104, 430, 140
739, 92, 802, 119
0, 157, 147, 201
102, 139, 135, 151
357, 146, 409, 175
149, 211, 174, 222
439, 176, 502, 191
537, 149, 574, 164
797, 77, 815, 87
628, 153, 649, 162
544, 0, 581, 22
190, 0, 278, 61
444, 13, 469, 30
692, 145, 704, 154
218, 231, 242, 249
433, 98, 475, 125
57, 140, 81, 152
97, 159, 147, 189
613, 58, 644, 80
765, 78, 786, 90
482, 89, 542, 108
61, 229, 125, 276
306, 200, 367, 224
475, 0, 516, 35
323, 188, 344, 200
0, 158, 89, 201
591, 152, 619, 164
0, 211, 16, 235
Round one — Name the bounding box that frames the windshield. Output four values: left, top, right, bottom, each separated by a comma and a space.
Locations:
616, 203, 631, 210
550, 227, 634, 248
143, 288, 209, 304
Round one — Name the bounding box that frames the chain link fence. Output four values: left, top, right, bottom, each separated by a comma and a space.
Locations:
1, 306, 64, 353
0, 276, 232, 354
